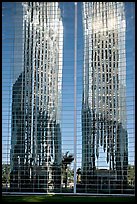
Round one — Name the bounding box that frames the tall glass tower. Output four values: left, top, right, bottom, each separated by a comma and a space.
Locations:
10, 2, 63, 192
82, 2, 128, 191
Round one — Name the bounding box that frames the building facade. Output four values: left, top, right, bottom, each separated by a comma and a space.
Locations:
10, 2, 63, 192
81, 2, 128, 191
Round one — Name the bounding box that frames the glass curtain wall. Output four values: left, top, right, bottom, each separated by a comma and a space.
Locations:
81, 2, 128, 193
2, 2, 135, 194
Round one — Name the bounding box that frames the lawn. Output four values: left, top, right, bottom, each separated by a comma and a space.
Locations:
2, 195, 135, 202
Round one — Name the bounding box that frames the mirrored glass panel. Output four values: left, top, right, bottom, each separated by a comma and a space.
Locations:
2, 2, 135, 194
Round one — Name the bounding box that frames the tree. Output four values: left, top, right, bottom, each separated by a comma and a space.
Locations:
61, 151, 74, 188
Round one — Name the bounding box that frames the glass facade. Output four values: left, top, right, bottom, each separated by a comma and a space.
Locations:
10, 2, 63, 192
2, 2, 135, 195
82, 2, 128, 192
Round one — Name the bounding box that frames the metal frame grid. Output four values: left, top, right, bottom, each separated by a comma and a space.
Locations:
2, 2, 135, 195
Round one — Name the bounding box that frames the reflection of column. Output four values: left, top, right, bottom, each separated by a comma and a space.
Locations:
10, 2, 64, 192
82, 2, 128, 190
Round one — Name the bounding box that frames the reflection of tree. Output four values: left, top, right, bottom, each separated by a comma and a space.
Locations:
77, 168, 81, 183
127, 164, 135, 187
67, 168, 74, 183
61, 151, 74, 188
2, 164, 10, 187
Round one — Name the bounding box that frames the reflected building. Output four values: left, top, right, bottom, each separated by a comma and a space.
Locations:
10, 2, 63, 192
81, 2, 128, 191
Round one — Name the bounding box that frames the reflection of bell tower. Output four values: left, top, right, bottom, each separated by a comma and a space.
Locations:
82, 2, 128, 190
10, 2, 63, 192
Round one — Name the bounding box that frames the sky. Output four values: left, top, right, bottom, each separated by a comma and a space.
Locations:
2, 2, 135, 169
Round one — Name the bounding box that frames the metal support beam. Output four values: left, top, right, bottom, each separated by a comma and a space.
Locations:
74, 2, 77, 194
